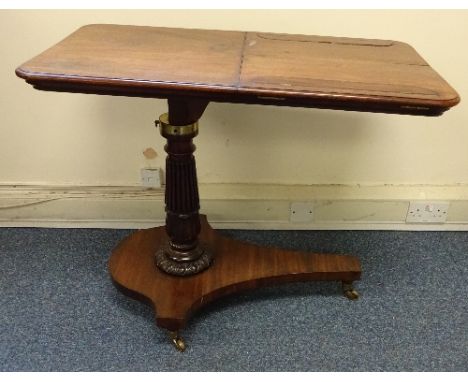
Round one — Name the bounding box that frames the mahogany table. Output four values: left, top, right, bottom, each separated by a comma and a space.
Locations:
16, 24, 459, 351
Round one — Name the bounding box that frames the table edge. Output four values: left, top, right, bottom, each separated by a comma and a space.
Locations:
16, 66, 460, 117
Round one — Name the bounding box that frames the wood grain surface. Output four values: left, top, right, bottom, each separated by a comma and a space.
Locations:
16, 24, 460, 115
109, 215, 361, 331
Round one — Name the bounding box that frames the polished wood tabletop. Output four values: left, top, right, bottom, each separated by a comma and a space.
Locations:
16, 24, 459, 115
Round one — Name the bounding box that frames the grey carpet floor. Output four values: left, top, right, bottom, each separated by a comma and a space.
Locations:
0, 227, 467, 371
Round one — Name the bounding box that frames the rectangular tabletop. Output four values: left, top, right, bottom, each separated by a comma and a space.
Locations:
16, 24, 460, 116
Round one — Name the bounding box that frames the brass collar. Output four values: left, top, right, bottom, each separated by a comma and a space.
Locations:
157, 113, 199, 136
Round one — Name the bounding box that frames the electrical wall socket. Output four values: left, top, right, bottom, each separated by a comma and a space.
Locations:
140, 167, 162, 188
406, 201, 450, 223
290, 202, 314, 223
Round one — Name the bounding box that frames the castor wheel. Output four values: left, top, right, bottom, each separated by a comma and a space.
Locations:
342, 282, 359, 300
169, 331, 186, 352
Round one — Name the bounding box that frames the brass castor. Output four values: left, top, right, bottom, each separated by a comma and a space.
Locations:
169, 331, 186, 352
342, 282, 359, 300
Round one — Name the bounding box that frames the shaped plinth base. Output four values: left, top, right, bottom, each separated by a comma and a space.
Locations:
109, 215, 361, 332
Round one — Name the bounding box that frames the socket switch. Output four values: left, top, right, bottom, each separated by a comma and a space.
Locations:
140, 167, 162, 188
290, 202, 315, 223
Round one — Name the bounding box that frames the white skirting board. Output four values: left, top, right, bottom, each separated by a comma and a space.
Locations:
1, 183, 468, 230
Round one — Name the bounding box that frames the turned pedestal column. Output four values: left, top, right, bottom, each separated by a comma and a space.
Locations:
154, 99, 213, 276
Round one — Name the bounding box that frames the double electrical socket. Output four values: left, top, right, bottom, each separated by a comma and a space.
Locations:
406, 201, 450, 223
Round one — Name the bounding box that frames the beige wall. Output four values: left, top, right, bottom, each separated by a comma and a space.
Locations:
1, 9, 467, 189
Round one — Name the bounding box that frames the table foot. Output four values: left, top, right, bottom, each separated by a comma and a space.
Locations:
109, 215, 361, 334
342, 281, 360, 300
169, 331, 186, 352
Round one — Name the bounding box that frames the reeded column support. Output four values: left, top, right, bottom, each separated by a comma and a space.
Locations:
154, 99, 213, 276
